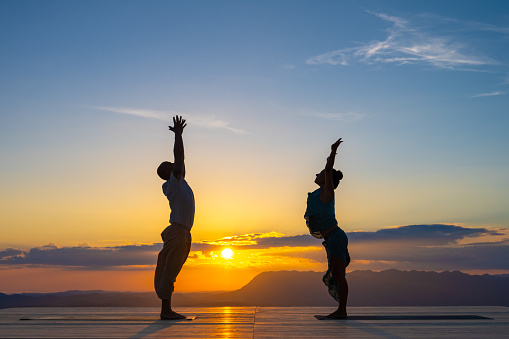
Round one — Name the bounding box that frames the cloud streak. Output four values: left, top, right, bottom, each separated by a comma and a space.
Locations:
307, 12, 497, 70
93, 106, 250, 135
471, 91, 506, 98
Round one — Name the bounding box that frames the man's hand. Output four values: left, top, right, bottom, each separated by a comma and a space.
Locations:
331, 138, 343, 152
169, 115, 187, 180
169, 116, 187, 135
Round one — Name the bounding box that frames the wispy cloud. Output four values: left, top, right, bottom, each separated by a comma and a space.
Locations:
436, 16, 509, 35
307, 11, 497, 70
300, 111, 365, 122
471, 91, 506, 98
93, 106, 249, 135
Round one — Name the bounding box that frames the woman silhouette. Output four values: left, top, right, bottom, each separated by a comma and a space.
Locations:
304, 138, 350, 318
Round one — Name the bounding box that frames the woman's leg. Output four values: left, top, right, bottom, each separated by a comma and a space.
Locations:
327, 255, 348, 318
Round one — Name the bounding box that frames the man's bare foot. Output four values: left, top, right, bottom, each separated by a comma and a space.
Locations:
326, 309, 347, 319
160, 310, 187, 320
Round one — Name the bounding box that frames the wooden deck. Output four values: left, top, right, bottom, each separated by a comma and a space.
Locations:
0, 306, 507, 338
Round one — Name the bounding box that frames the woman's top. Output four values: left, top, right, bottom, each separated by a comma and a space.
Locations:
304, 187, 337, 239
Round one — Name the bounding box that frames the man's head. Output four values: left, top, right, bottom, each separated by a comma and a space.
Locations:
315, 169, 343, 189
157, 161, 174, 180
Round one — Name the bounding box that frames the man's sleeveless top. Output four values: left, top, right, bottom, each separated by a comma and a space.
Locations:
162, 172, 195, 229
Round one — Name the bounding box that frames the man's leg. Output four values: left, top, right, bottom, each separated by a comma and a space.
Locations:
327, 255, 348, 318
156, 228, 191, 319
161, 295, 186, 320
155, 247, 186, 319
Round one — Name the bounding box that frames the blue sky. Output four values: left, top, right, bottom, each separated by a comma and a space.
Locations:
0, 1, 509, 291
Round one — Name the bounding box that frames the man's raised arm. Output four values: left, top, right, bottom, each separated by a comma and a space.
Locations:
169, 115, 187, 180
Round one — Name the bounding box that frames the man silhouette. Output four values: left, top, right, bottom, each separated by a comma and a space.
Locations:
154, 116, 194, 319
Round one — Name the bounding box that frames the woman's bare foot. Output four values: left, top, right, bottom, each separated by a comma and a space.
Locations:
326, 309, 347, 319
160, 310, 187, 320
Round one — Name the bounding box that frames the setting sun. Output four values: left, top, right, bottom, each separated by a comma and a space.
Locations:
221, 248, 234, 260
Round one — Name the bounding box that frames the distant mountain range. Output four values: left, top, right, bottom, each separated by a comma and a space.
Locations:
1, 270, 508, 309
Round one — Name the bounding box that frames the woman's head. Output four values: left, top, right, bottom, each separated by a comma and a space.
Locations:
315, 169, 343, 189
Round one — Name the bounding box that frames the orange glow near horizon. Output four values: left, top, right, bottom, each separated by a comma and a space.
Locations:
185, 246, 324, 270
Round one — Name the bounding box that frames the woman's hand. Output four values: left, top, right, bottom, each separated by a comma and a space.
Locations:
331, 138, 343, 152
